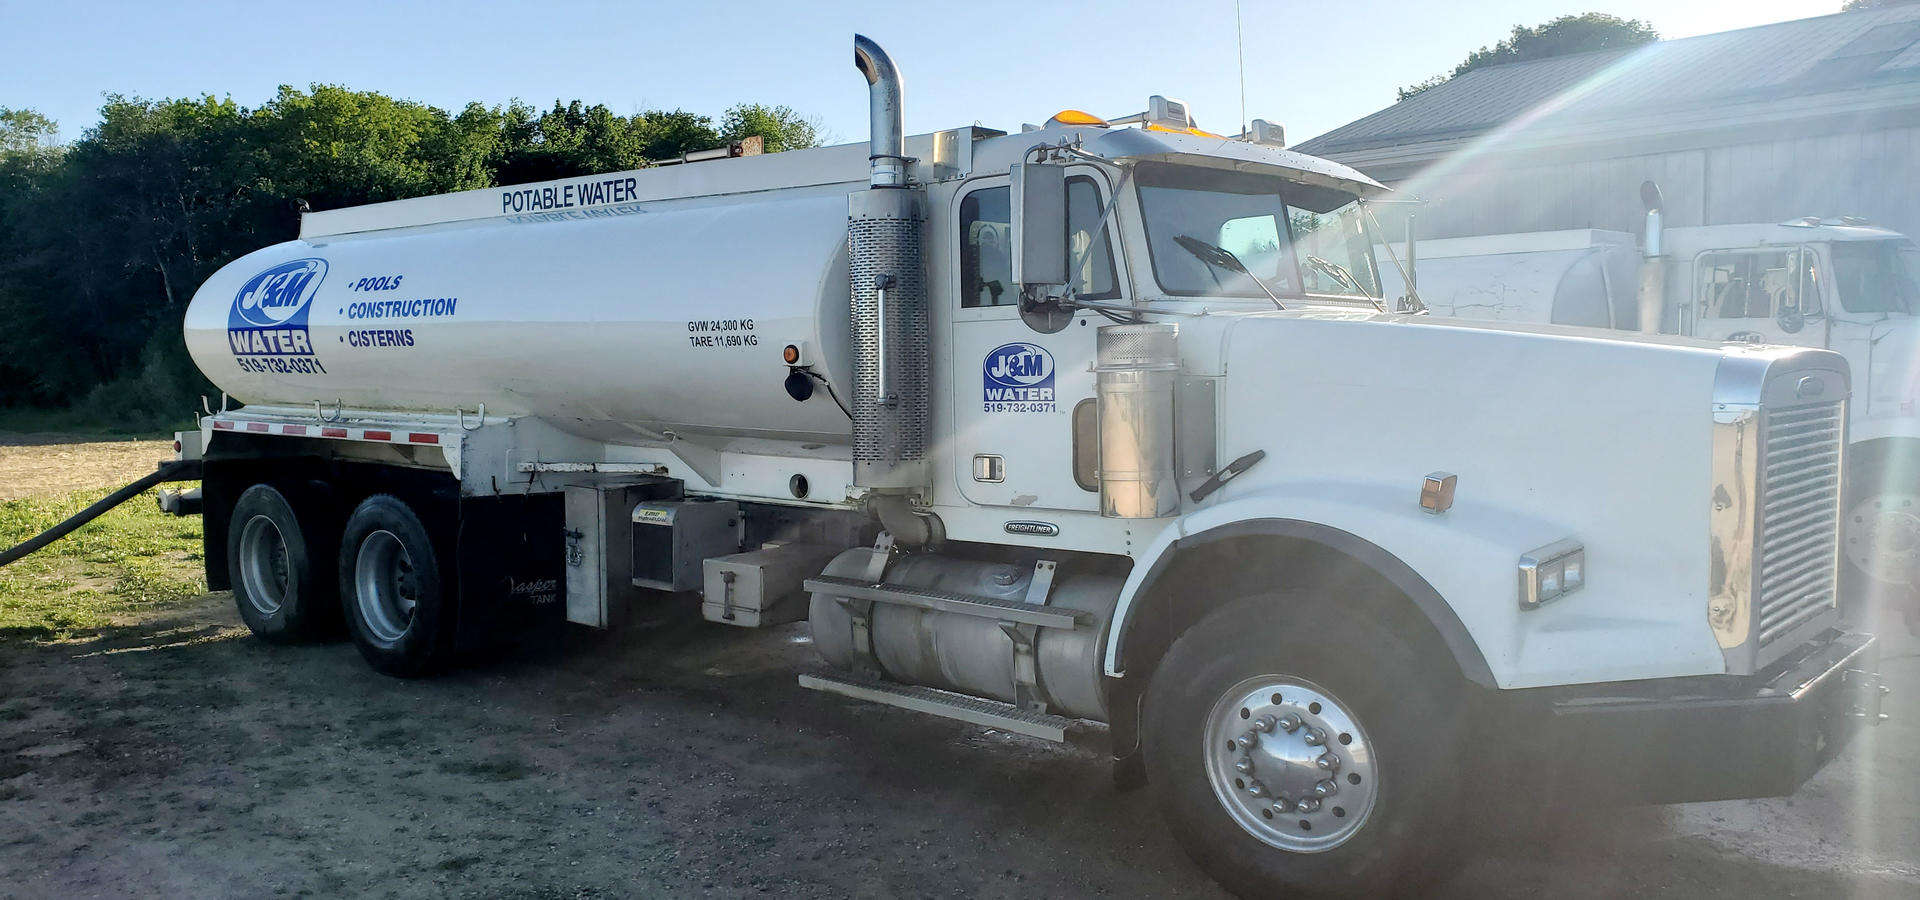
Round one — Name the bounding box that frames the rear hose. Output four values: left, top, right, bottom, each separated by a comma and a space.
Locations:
0, 459, 202, 568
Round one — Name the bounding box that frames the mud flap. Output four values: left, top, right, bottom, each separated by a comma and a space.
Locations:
454, 493, 567, 651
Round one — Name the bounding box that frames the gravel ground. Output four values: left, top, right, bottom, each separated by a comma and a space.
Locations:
0, 594, 1914, 899
1, 439, 1917, 898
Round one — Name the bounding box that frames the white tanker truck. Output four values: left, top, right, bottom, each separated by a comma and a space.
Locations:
136, 36, 1886, 894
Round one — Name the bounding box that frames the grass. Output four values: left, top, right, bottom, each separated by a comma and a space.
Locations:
0, 484, 205, 643
0, 407, 191, 440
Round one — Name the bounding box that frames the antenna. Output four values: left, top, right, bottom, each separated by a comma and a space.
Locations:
1235, 1, 1247, 137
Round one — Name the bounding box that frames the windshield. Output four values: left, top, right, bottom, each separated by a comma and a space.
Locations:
1831, 239, 1920, 315
1135, 162, 1381, 300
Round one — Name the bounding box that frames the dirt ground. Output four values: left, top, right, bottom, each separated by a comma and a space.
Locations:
0, 433, 174, 502
2, 441, 1918, 898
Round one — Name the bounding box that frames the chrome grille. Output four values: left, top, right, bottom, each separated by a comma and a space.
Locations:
1755, 401, 1844, 647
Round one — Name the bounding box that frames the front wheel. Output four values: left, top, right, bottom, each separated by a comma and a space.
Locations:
1841, 453, 1920, 628
1143, 595, 1465, 896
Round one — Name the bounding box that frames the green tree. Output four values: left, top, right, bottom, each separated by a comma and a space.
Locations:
1398, 13, 1660, 100
719, 104, 822, 153
0, 108, 58, 156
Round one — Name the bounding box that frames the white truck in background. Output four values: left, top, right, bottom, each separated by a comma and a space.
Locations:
1377, 204, 1920, 629
56, 37, 1881, 895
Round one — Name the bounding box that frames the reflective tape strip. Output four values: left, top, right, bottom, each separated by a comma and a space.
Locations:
321, 427, 348, 438
408, 433, 439, 445
363, 430, 391, 441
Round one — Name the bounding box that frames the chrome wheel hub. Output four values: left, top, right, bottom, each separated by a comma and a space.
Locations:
354, 530, 419, 646
1204, 675, 1378, 852
1846, 493, 1920, 585
237, 514, 290, 616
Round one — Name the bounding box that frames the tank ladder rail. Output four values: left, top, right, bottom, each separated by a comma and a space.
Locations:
798, 672, 1078, 742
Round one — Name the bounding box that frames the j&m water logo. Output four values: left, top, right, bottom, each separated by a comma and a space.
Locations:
228, 258, 329, 374
983, 342, 1056, 413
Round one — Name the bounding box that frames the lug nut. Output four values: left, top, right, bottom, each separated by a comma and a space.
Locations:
1303, 728, 1324, 747
1234, 757, 1254, 774
1251, 715, 1277, 733
1297, 797, 1322, 813
1276, 714, 1302, 732
1314, 779, 1337, 798
1270, 799, 1294, 814
1246, 780, 1269, 798
1234, 733, 1258, 751
1316, 753, 1340, 771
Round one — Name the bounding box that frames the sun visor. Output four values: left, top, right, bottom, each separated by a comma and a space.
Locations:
1084, 128, 1387, 196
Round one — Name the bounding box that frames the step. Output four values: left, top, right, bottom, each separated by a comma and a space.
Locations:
802, 575, 1084, 629
798, 672, 1075, 742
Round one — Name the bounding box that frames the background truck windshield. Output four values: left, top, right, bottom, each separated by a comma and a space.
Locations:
1135, 162, 1380, 300
1832, 239, 1920, 314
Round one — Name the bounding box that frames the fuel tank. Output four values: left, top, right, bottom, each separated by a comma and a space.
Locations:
183, 187, 858, 443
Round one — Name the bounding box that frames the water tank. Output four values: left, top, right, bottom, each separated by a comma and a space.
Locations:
183, 188, 858, 443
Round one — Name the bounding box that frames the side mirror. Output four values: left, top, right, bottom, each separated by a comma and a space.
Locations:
1011, 161, 1068, 293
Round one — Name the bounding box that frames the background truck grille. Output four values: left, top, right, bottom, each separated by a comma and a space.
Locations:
1755, 401, 1844, 647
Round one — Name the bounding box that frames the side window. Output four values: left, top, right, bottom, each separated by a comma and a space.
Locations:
1067, 177, 1120, 301
961, 176, 1119, 308
960, 188, 1013, 308
1698, 250, 1808, 319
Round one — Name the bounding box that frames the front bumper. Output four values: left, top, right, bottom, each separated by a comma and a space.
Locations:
1522, 631, 1884, 803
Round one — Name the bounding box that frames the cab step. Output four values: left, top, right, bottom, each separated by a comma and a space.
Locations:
798, 671, 1076, 742
802, 575, 1084, 629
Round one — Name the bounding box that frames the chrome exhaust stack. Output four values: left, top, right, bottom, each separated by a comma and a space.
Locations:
854, 34, 907, 189
848, 35, 929, 495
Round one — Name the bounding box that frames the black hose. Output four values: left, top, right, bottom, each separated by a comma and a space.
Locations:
0, 459, 202, 568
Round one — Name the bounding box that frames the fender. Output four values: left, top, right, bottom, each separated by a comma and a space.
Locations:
1104, 506, 1497, 689
1100, 473, 1737, 690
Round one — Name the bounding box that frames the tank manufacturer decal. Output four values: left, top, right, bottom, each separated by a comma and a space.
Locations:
983, 342, 1056, 413
227, 258, 327, 375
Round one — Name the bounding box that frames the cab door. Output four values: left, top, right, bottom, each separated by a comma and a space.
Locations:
949, 169, 1124, 512
1691, 246, 1822, 347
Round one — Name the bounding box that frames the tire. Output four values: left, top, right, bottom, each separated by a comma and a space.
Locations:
1142, 594, 1465, 897
339, 494, 453, 677
1840, 454, 1920, 627
226, 483, 335, 642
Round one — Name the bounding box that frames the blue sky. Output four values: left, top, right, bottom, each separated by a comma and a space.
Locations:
2, 0, 1843, 148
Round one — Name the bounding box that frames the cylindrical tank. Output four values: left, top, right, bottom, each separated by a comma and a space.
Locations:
808, 549, 1122, 721
183, 189, 857, 443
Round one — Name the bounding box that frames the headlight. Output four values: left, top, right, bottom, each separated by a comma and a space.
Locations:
1519, 539, 1585, 609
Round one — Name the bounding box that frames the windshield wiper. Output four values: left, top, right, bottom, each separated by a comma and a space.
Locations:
1173, 235, 1286, 310
1303, 255, 1368, 298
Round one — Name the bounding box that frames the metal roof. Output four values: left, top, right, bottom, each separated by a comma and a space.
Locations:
1297, 7, 1920, 157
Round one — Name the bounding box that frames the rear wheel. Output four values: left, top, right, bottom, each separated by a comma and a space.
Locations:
1143, 594, 1464, 897
340, 494, 453, 676
227, 483, 333, 642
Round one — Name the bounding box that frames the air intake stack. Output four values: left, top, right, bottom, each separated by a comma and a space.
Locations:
849, 35, 929, 491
